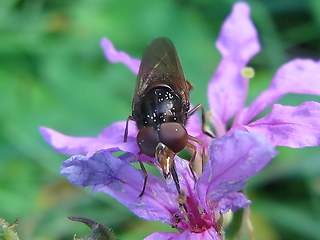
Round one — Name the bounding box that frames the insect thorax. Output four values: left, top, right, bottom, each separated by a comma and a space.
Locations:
134, 86, 185, 129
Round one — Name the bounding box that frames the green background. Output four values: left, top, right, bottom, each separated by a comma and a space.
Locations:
0, 0, 319, 239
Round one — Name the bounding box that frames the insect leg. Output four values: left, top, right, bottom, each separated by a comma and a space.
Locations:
187, 104, 215, 138
124, 115, 135, 142
170, 159, 181, 194
171, 160, 188, 213
187, 135, 206, 174
137, 152, 148, 199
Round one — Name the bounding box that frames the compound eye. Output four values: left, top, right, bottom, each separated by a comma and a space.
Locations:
159, 122, 188, 153
137, 127, 159, 157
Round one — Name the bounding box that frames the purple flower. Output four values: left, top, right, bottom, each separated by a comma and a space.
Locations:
205, 4, 320, 147
39, 1, 320, 239
60, 131, 276, 239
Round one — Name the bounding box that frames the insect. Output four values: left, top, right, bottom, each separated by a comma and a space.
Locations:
124, 38, 213, 198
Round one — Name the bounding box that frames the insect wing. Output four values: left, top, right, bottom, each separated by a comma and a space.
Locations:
133, 38, 191, 107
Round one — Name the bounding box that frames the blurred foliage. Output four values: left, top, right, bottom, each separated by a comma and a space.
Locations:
0, 0, 319, 239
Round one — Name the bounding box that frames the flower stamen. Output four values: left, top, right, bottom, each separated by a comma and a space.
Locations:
232, 67, 255, 128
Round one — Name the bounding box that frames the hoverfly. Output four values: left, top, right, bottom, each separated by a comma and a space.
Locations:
124, 38, 213, 197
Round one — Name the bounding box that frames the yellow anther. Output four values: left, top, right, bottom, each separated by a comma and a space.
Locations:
205, 110, 213, 122
241, 67, 255, 79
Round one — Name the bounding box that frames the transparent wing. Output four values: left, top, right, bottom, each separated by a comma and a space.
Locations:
133, 38, 191, 105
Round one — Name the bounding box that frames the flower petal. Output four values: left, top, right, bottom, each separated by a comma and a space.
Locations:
40, 121, 140, 158
197, 131, 277, 208
61, 150, 180, 224
39, 126, 99, 155
144, 232, 179, 240
185, 104, 210, 147
238, 59, 320, 124
185, 105, 203, 138
217, 192, 251, 214
144, 228, 220, 240
94, 121, 142, 158
208, 2, 260, 126
215, 2, 260, 62
243, 101, 320, 148
100, 37, 141, 75
98, 120, 137, 141
168, 156, 196, 194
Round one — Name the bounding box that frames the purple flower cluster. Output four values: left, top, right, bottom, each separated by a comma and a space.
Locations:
40, 2, 320, 239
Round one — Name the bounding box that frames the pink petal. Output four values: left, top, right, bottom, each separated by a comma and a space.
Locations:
95, 120, 141, 156
217, 192, 251, 214
185, 104, 202, 137
238, 59, 320, 124
185, 104, 210, 147
144, 228, 220, 240
169, 156, 196, 194
209, 131, 276, 182
144, 232, 179, 240
99, 120, 138, 142
61, 150, 179, 224
197, 131, 277, 209
243, 101, 320, 148
40, 121, 141, 158
100, 37, 141, 75
215, 3, 260, 62
208, 2, 260, 126
39, 126, 99, 155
